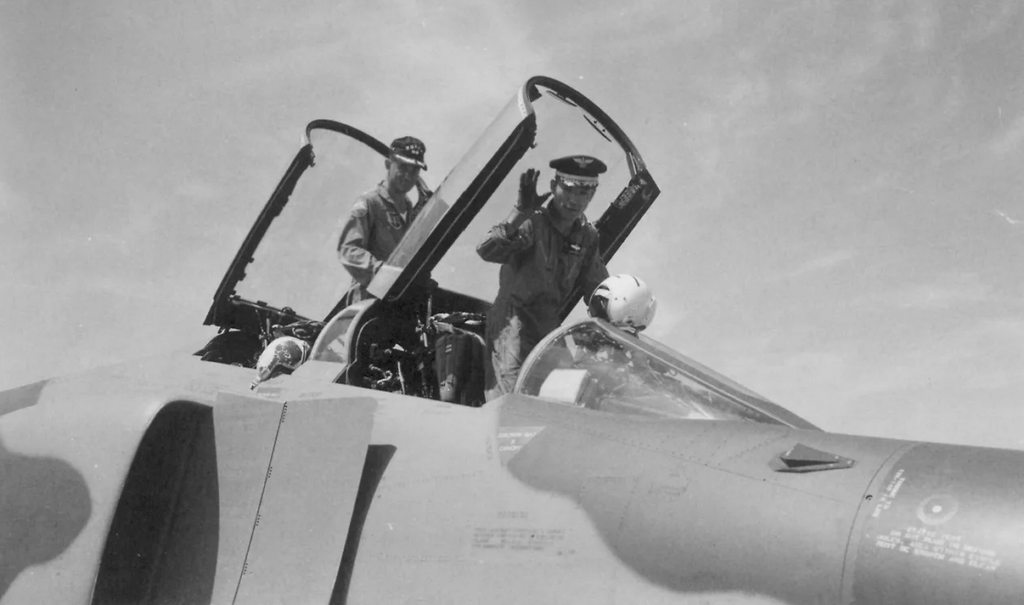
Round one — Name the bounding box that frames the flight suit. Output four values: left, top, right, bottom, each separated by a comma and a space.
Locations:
337, 182, 415, 304
477, 206, 608, 398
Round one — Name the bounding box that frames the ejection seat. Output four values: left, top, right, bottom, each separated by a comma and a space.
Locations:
307, 297, 486, 406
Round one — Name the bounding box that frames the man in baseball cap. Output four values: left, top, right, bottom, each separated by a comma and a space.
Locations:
337, 135, 429, 305
388, 136, 428, 169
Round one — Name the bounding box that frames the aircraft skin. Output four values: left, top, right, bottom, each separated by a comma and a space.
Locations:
2, 76, 1023, 604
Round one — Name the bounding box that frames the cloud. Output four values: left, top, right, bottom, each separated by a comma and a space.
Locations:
701, 311, 1024, 438
862, 273, 994, 310
191, 2, 543, 101
751, 349, 851, 396
700, 335, 856, 420
990, 114, 1024, 157
846, 171, 919, 197
908, 0, 941, 52
0, 178, 15, 214
992, 209, 1024, 226
770, 250, 857, 282
174, 177, 221, 203
844, 316, 1024, 402
894, 285, 990, 310
961, 1, 1022, 43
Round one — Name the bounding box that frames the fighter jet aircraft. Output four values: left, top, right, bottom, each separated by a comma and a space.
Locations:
1, 76, 1022, 605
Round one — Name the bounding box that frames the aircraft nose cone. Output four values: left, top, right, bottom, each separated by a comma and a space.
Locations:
847, 443, 1024, 604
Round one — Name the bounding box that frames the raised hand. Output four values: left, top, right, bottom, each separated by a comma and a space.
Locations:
515, 168, 551, 211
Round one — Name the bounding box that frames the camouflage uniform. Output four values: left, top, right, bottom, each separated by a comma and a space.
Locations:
477, 206, 608, 397
337, 182, 415, 304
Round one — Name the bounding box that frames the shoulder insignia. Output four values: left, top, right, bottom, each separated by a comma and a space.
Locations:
351, 200, 368, 218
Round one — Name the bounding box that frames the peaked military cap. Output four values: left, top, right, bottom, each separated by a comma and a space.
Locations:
549, 155, 607, 187
390, 136, 427, 170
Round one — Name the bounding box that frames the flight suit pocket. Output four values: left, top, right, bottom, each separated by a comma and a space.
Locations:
561, 244, 586, 286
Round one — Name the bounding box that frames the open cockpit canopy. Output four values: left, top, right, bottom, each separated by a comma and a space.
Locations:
204, 76, 659, 334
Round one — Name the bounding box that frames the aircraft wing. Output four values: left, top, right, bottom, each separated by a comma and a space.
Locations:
0, 357, 374, 605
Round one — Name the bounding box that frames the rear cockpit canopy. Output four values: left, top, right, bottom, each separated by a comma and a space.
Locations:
204, 77, 659, 335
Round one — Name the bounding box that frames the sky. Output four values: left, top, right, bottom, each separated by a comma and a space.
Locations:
2, 0, 1023, 449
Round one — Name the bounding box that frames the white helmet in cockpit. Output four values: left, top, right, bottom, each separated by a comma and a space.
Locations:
587, 274, 657, 332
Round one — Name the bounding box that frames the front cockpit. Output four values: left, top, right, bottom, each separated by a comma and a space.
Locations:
514, 318, 817, 428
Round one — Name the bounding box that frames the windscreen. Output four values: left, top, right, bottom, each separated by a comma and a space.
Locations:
234, 128, 435, 321
515, 319, 799, 425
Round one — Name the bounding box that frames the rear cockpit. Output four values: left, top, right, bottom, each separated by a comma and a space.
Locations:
196, 76, 659, 407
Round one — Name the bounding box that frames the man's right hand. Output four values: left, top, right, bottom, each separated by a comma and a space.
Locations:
516, 168, 551, 211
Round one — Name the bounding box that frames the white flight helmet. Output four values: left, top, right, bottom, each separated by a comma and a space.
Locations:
587, 274, 657, 331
